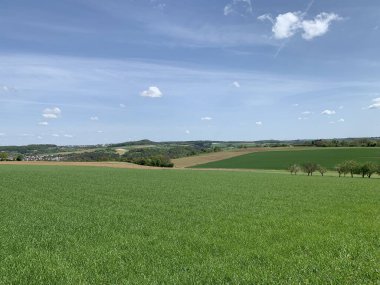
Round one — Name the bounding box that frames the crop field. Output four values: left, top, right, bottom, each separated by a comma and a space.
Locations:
193, 147, 380, 170
0, 165, 379, 284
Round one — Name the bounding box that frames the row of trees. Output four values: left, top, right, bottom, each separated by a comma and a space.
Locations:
0, 152, 23, 161
288, 161, 380, 178
288, 163, 327, 176
335, 161, 380, 178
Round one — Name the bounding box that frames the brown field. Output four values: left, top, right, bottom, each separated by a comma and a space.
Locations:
172, 147, 294, 168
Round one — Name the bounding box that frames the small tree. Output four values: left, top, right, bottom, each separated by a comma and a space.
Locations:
335, 164, 344, 177
15, 154, 24, 161
0, 152, 8, 161
317, 165, 327, 176
288, 164, 300, 175
301, 162, 318, 176
357, 162, 377, 178
342, 160, 359, 178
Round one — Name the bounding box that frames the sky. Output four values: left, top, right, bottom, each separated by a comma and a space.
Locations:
0, 0, 380, 145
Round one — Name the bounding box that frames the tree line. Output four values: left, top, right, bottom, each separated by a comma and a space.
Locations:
288, 161, 380, 178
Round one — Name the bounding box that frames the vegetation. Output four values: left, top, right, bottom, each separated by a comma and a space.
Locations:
193, 148, 380, 170
0, 165, 379, 284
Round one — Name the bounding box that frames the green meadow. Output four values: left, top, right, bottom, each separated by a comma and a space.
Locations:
0, 165, 379, 284
193, 147, 380, 170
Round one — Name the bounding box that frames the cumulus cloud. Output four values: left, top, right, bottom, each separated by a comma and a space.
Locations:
233, 81, 240, 88
38, 121, 49, 126
224, 0, 253, 16
42, 107, 61, 119
302, 13, 342, 40
262, 11, 341, 40
201, 117, 212, 121
140, 86, 163, 98
272, 12, 302, 40
368, 98, 380, 109
256, 121, 263, 126
321, 109, 336, 115
90, 116, 99, 121
338, 118, 345, 123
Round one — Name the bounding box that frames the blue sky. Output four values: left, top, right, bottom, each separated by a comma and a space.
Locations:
0, 0, 379, 145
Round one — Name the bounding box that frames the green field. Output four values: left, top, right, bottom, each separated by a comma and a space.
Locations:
0, 165, 379, 284
193, 148, 380, 170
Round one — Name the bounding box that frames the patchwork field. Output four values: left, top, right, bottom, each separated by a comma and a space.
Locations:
193, 147, 380, 170
0, 165, 379, 284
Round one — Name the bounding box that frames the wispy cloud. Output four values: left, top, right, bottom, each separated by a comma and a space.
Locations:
38, 121, 49, 126
367, 97, 380, 109
321, 109, 336, 115
233, 81, 241, 88
201, 117, 213, 121
90, 116, 99, 121
42, 107, 61, 119
224, 0, 253, 17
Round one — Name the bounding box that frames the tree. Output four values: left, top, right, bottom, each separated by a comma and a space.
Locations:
342, 160, 359, 178
317, 165, 327, 176
335, 164, 345, 177
288, 164, 300, 175
0, 152, 8, 161
15, 154, 24, 161
357, 162, 377, 178
301, 162, 318, 176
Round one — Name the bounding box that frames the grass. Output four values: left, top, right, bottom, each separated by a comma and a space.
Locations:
193, 147, 380, 170
0, 165, 379, 284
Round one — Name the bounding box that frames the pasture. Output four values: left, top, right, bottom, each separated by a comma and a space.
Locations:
0, 165, 379, 284
193, 147, 380, 170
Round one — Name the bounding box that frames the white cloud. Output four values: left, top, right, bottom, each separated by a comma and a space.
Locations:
293, 103, 299, 107
338, 118, 345, 123
339, 105, 344, 110
321, 109, 336, 115
52, 134, 60, 137
140, 86, 163, 98
224, 0, 253, 16
302, 111, 312, 115
0, 133, 5, 136
367, 97, 380, 109
37, 136, 43, 139
272, 12, 302, 40
119, 103, 126, 108
233, 81, 240, 88
267, 12, 341, 40
302, 13, 342, 40
90, 116, 99, 121
185, 130, 190, 134
256, 121, 263, 126
201, 117, 212, 121
42, 107, 61, 119
96, 130, 104, 134
38, 121, 49, 126
64, 134, 73, 138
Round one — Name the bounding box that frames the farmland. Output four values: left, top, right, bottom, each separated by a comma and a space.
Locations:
193, 147, 380, 170
0, 165, 379, 284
